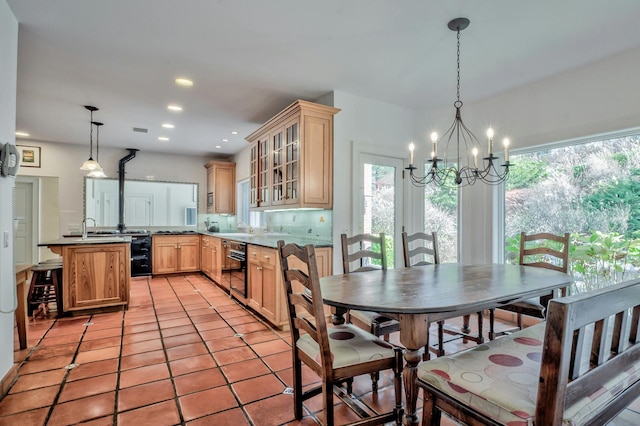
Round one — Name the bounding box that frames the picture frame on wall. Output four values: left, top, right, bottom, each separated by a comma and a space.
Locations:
17, 145, 41, 168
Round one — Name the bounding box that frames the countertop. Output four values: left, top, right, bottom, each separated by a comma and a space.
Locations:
39, 236, 133, 246
50, 230, 331, 249
196, 231, 332, 249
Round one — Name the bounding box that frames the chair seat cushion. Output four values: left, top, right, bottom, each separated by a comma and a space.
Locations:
297, 324, 396, 369
418, 322, 640, 425
349, 309, 399, 327
509, 297, 544, 310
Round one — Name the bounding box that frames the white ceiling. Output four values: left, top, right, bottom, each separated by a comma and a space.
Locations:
7, 0, 640, 157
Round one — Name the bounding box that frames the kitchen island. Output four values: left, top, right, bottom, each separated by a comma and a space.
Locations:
40, 237, 131, 314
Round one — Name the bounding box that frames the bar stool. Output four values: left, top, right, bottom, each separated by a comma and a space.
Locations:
27, 263, 63, 319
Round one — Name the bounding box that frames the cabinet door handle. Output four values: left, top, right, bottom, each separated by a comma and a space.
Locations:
264, 255, 270, 260
257, 266, 262, 271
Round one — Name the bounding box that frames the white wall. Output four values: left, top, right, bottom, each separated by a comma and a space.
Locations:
330, 91, 416, 272
16, 140, 223, 236
0, 0, 18, 383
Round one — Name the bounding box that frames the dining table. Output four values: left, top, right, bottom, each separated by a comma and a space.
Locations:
319, 263, 573, 426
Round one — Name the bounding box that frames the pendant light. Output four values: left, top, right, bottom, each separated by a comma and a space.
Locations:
80, 105, 104, 172
87, 121, 107, 178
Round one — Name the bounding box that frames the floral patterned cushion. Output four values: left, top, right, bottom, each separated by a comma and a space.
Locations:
297, 324, 396, 369
418, 322, 640, 425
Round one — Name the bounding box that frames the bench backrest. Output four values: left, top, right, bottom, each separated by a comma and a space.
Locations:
537, 279, 640, 425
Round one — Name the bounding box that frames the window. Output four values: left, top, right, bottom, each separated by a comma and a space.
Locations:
424, 170, 458, 263
505, 132, 640, 290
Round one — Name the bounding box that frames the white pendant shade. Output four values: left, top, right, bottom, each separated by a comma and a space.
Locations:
80, 158, 102, 171
87, 167, 107, 178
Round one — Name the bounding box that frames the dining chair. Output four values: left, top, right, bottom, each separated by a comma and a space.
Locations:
489, 231, 570, 339
341, 232, 401, 390
340, 233, 400, 339
402, 231, 483, 360
277, 241, 403, 426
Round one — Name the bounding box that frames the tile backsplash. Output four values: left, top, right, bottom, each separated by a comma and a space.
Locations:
198, 209, 332, 242
266, 210, 332, 241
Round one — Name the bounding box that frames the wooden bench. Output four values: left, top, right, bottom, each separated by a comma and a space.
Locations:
417, 278, 640, 425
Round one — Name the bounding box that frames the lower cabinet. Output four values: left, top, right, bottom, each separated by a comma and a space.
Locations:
152, 235, 200, 275
61, 243, 130, 312
201, 235, 224, 287
247, 244, 332, 328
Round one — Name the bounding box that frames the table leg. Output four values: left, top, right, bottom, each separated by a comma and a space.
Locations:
330, 306, 347, 325
398, 313, 428, 426
15, 269, 30, 350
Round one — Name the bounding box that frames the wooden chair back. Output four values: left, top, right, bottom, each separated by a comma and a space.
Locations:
341, 233, 387, 273
520, 231, 570, 297
402, 231, 439, 267
277, 240, 332, 379
519, 231, 570, 273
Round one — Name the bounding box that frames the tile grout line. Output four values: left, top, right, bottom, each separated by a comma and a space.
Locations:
41, 314, 94, 425
177, 273, 257, 425
184, 274, 324, 425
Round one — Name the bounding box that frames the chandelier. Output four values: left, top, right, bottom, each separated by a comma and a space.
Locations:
406, 17, 510, 187
80, 105, 105, 175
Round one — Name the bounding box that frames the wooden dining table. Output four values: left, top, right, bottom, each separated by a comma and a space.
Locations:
320, 263, 573, 426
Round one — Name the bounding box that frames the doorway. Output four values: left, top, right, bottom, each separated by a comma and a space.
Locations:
356, 154, 404, 268
14, 178, 38, 265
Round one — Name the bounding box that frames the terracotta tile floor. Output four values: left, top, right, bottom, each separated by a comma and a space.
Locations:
3, 274, 640, 425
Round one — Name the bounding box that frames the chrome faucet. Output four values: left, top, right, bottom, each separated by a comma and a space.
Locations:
82, 217, 96, 239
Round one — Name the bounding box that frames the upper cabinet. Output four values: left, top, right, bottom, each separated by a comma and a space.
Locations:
246, 100, 340, 210
205, 160, 236, 214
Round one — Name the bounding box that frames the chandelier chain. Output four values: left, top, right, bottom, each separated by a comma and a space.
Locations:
456, 29, 461, 103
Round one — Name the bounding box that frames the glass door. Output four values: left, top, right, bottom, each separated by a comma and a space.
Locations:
357, 154, 404, 268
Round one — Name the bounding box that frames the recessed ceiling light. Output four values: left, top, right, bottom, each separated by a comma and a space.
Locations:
162, 123, 175, 129
167, 104, 183, 112
215, 145, 222, 149
15, 131, 30, 137
231, 131, 238, 135
174, 77, 193, 87
222, 138, 228, 142
158, 137, 169, 141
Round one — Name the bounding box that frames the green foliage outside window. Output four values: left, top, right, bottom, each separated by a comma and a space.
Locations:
506, 135, 640, 292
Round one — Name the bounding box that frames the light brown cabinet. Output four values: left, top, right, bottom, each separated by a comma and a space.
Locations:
201, 235, 223, 285
246, 100, 339, 209
247, 245, 279, 323
247, 244, 332, 328
57, 243, 130, 312
152, 235, 200, 275
205, 160, 236, 214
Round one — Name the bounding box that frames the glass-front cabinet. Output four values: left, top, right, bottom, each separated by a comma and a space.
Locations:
245, 99, 340, 210
249, 135, 271, 208
284, 119, 299, 205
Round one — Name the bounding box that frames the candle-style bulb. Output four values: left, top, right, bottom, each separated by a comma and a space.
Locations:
503, 138, 510, 162
409, 142, 415, 165
430, 132, 438, 142
487, 128, 494, 155
472, 147, 478, 168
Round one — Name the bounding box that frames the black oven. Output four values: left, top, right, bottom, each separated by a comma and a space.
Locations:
226, 241, 247, 300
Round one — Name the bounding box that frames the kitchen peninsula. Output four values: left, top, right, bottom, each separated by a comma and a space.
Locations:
40, 237, 131, 314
